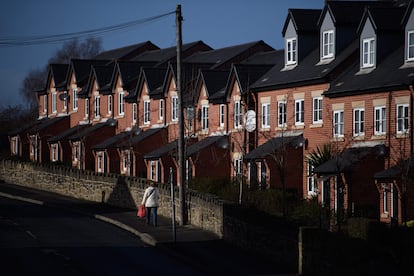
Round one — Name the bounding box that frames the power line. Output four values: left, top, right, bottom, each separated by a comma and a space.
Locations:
0, 10, 175, 47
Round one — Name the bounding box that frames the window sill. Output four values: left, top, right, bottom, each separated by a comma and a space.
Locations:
371, 134, 386, 140
396, 133, 410, 139
331, 137, 344, 142
294, 124, 304, 129
310, 123, 323, 128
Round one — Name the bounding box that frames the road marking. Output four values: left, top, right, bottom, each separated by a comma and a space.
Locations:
26, 230, 37, 240
0, 192, 44, 205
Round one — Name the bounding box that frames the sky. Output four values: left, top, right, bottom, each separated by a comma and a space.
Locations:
0, 0, 324, 108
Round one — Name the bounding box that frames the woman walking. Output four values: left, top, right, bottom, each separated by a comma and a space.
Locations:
141, 182, 159, 226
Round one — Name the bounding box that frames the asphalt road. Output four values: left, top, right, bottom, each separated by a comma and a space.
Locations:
0, 196, 201, 275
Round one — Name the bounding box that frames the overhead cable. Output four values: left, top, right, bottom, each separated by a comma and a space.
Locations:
0, 10, 175, 47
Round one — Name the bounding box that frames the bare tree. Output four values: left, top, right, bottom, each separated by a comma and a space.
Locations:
20, 37, 102, 108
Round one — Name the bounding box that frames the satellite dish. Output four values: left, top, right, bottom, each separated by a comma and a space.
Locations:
216, 136, 229, 149
186, 106, 194, 120
244, 110, 256, 132
106, 118, 117, 127
59, 93, 69, 101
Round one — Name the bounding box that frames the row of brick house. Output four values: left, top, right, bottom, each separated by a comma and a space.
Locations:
8, 0, 414, 227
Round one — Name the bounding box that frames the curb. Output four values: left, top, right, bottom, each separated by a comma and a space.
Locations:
0, 191, 157, 247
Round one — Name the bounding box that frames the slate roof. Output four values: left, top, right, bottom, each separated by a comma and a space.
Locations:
282, 9, 322, 35
325, 46, 414, 97
116, 127, 164, 148
87, 63, 116, 95
240, 50, 283, 66
68, 122, 110, 141
320, 1, 393, 28
93, 41, 159, 60
374, 156, 414, 180
49, 64, 69, 90
244, 134, 303, 160
184, 41, 274, 69
251, 38, 359, 92
133, 41, 212, 67
186, 135, 228, 156
197, 70, 229, 103
358, 6, 406, 34
68, 59, 110, 89
8, 118, 47, 136
91, 131, 131, 150
28, 116, 68, 134
47, 124, 89, 143
314, 145, 386, 174
116, 61, 144, 91
144, 140, 177, 160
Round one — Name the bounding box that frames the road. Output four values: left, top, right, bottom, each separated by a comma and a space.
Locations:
0, 196, 200, 275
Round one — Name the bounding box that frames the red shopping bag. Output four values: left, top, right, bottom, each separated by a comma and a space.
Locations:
137, 204, 146, 218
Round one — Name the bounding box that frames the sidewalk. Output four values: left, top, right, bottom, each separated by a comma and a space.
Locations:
0, 182, 220, 247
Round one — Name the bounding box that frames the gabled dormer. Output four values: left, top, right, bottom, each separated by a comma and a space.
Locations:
134, 67, 167, 129
38, 64, 69, 118
357, 6, 405, 72
318, 1, 391, 65
282, 9, 321, 69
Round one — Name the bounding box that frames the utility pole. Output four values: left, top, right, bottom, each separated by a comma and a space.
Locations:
176, 4, 187, 225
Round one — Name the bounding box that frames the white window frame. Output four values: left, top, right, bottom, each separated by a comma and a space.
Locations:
52, 92, 57, 114
108, 95, 112, 115
295, 99, 304, 125
94, 96, 100, 119
43, 95, 47, 113
73, 141, 80, 161
150, 160, 159, 182
397, 104, 409, 134
286, 37, 297, 65
132, 103, 137, 125
234, 101, 242, 129
234, 157, 243, 177
97, 152, 104, 173
201, 105, 209, 131
278, 101, 287, 127
261, 103, 270, 129
85, 98, 89, 117
307, 163, 316, 196
11, 136, 19, 155
63, 91, 68, 110
407, 31, 414, 61
51, 143, 59, 162
362, 38, 375, 68
219, 104, 225, 128
313, 96, 323, 124
144, 100, 150, 125
353, 108, 365, 137
118, 91, 124, 116
333, 110, 344, 138
159, 99, 164, 120
374, 106, 386, 135
171, 96, 178, 122
322, 30, 334, 58
72, 88, 78, 110
383, 183, 389, 214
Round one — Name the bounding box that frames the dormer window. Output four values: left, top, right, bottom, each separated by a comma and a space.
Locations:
322, 30, 334, 58
407, 31, 414, 61
362, 38, 375, 68
286, 38, 297, 65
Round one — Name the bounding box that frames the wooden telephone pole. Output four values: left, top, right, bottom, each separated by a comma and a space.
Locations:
176, 4, 187, 225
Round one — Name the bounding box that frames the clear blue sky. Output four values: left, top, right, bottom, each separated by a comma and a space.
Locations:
0, 0, 323, 108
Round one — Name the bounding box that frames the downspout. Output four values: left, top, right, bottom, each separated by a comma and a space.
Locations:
388, 91, 392, 169
409, 85, 414, 157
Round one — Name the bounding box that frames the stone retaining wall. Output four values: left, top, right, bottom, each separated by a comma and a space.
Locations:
0, 160, 224, 237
